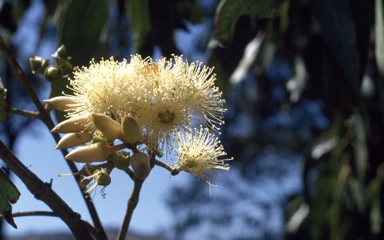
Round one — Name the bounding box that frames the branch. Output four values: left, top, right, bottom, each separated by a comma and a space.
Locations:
1, 211, 100, 238
117, 179, 144, 240
0, 37, 107, 239
0, 141, 94, 239
7, 107, 40, 119
154, 159, 180, 176
9, 211, 57, 218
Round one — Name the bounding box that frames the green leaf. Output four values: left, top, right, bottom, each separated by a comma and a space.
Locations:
0, 170, 17, 229
0, 188, 16, 229
177, 0, 203, 25
54, 0, 107, 122
311, 0, 360, 101
375, 0, 384, 81
127, 0, 152, 55
58, 0, 108, 67
215, 0, 282, 44
0, 169, 20, 204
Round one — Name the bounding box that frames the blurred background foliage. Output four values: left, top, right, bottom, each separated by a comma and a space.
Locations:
1, 0, 384, 239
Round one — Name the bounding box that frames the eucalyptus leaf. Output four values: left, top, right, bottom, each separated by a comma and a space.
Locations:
215, 0, 282, 44
58, 0, 108, 67
127, 0, 152, 55
311, 0, 360, 101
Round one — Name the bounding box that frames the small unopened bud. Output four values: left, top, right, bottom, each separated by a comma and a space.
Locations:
29, 56, 50, 74
52, 45, 69, 59
55, 132, 93, 149
130, 152, 150, 180
121, 116, 142, 145
51, 115, 88, 133
94, 169, 111, 186
112, 151, 130, 170
44, 65, 63, 82
92, 113, 122, 141
44, 96, 77, 112
65, 142, 126, 163
55, 59, 73, 76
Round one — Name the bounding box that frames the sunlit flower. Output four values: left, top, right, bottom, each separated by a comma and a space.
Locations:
48, 54, 228, 158
182, 58, 226, 131
175, 127, 233, 188
135, 55, 226, 152
65, 57, 138, 131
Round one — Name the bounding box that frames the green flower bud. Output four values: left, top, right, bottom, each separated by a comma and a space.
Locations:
94, 170, 111, 186
52, 45, 69, 59
29, 56, 50, 74
44, 65, 63, 82
55, 58, 74, 76
112, 151, 131, 170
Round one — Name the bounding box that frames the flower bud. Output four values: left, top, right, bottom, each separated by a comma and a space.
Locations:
121, 116, 141, 145
112, 151, 130, 170
52, 45, 69, 59
55, 132, 93, 149
94, 169, 111, 186
55, 58, 73, 77
29, 56, 50, 74
92, 113, 122, 141
51, 116, 89, 133
130, 152, 150, 180
44, 96, 77, 112
65, 142, 126, 163
44, 65, 63, 82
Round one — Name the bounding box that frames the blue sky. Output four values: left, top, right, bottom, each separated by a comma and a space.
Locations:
1, 0, 307, 238
1, 1, 211, 237
3, 118, 194, 236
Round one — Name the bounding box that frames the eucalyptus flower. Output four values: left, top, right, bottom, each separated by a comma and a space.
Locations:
175, 127, 233, 188
48, 54, 228, 160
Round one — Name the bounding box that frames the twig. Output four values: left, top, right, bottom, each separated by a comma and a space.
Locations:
154, 159, 180, 176
7, 107, 40, 119
0, 37, 107, 239
1, 211, 58, 219
117, 179, 144, 240
123, 168, 135, 181
0, 141, 94, 239
0, 211, 100, 238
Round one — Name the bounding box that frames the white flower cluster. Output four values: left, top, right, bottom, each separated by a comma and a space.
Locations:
46, 55, 232, 189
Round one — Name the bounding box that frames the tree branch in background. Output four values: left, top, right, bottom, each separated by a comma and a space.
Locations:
0, 37, 107, 239
117, 179, 144, 240
0, 141, 95, 239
